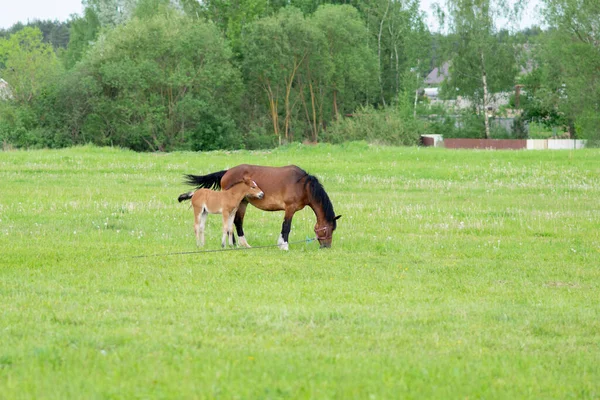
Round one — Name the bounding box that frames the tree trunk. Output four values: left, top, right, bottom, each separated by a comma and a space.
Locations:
388, 22, 400, 98
309, 81, 318, 142
480, 51, 491, 139
299, 80, 312, 137
394, 44, 400, 97
283, 55, 306, 143
265, 82, 279, 140
332, 89, 339, 120
378, 0, 390, 107
413, 59, 420, 119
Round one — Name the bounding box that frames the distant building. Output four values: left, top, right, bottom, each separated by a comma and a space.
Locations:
422, 62, 450, 101
422, 61, 515, 112
424, 62, 450, 88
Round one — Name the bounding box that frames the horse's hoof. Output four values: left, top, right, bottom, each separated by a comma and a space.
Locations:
238, 236, 251, 248
278, 242, 289, 251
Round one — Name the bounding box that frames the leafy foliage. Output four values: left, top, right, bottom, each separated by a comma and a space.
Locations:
322, 103, 424, 146
63, 12, 243, 151
0, 20, 71, 49
533, 0, 600, 144
0, 27, 66, 148
62, 8, 102, 70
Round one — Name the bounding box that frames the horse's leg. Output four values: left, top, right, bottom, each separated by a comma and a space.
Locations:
235, 200, 251, 248
277, 208, 295, 251
198, 209, 207, 247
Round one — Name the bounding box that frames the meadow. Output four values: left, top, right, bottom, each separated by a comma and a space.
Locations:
0, 143, 599, 399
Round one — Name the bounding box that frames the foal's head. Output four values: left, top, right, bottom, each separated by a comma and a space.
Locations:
242, 177, 264, 199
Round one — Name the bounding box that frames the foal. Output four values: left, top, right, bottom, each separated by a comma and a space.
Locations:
178, 177, 264, 248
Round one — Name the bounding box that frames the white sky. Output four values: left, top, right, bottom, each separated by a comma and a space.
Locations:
0, 0, 84, 29
0, 0, 541, 31
421, 0, 543, 32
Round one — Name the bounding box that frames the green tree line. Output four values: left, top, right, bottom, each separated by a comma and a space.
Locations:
0, 0, 598, 151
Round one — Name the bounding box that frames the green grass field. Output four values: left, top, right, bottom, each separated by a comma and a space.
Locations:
1, 143, 599, 399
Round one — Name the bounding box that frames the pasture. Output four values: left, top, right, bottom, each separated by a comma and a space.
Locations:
0, 143, 599, 399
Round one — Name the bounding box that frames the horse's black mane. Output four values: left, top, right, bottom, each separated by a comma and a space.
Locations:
301, 171, 337, 229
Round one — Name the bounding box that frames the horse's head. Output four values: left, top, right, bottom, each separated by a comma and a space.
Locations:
243, 177, 264, 199
314, 215, 341, 248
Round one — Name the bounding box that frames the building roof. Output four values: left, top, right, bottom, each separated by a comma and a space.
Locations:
424, 62, 450, 86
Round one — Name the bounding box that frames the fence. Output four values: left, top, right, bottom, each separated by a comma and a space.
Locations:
421, 136, 587, 150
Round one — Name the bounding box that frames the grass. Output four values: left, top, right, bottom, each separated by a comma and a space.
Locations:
0, 143, 599, 399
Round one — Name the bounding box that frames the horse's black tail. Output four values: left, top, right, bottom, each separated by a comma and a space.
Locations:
178, 192, 194, 203
184, 170, 227, 190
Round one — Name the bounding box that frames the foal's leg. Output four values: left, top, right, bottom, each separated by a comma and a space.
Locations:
197, 209, 208, 247
194, 207, 200, 246
227, 209, 237, 246
221, 211, 230, 248
277, 208, 295, 251
234, 200, 251, 248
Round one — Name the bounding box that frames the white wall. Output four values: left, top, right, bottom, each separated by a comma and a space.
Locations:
527, 139, 587, 150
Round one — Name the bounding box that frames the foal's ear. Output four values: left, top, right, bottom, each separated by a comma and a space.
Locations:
335, 215, 342, 220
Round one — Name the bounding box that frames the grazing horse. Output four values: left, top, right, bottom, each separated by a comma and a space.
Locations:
183, 164, 340, 250
178, 177, 264, 248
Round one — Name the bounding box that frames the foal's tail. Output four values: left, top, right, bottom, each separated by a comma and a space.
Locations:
184, 170, 227, 190
177, 192, 194, 203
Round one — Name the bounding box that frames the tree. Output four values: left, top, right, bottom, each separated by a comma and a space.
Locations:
439, 0, 520, 138
0, 27, 66, 148
62, 8, 102, 69
196, 0, 274, 55
82, 0, 139, 27
0, 20, 70, 49
67, 12, 243, 151
536, 0, 600, 143
243, 5, 379, 144
312, 5, 378, 122
243, 7, 320, 144
356, 0, 429, 106
0, 27, 63, 104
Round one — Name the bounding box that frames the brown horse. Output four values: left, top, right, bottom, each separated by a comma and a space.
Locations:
178, 176, 264, 248
183, 164, 340, 249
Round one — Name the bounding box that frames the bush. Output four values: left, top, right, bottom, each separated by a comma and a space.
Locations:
510, 115, 528, 139
576, 110, 600, 147
243, 120, 278, 150
0, 103, 47, 148
425, 115, 459, 137
321, 106, 423, 146
430, 112, 485, 139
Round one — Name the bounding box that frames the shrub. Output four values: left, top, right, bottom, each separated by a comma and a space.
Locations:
511, 115, 528, 139
243, 120, 278, 150
425, 115, 459, 137
574, 110, 600, 147
321, 106, 423, 146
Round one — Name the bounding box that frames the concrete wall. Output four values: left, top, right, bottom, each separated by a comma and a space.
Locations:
547, 139, 587, 150
527, 139, 587, 149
